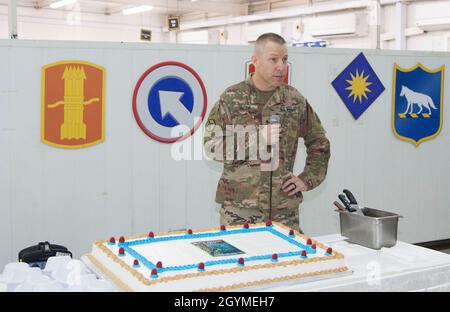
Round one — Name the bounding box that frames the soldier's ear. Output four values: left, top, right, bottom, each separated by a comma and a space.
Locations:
251, 54, 258, 67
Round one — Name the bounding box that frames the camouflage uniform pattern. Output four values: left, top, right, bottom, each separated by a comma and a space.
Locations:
220, 200, 301, 233
204, 74, 330, 232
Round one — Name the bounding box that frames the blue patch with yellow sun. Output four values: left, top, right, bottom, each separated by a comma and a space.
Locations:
332, 52, 385, 120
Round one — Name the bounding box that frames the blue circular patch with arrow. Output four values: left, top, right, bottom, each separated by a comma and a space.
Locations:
148, 77, 194, 128
133, 62, 207, 143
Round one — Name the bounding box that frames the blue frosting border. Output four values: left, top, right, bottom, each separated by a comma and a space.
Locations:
116, 226, 315, 274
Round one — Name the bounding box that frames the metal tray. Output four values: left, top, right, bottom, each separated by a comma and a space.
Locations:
337, 207, 402, 250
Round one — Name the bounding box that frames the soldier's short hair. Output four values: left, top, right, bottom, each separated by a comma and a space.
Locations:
254, 33, 286, 55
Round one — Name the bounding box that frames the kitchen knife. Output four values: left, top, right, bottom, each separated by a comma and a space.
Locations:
333, 201, 347, 212
343, 189, 357, 205
343, 189, 365, 216
338, 194, 356, 212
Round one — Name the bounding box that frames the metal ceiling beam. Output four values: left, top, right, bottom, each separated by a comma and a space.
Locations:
169, 0, 370, 31
72, 0, 249, 16
9, 0, 18, 38
395, 0, 406, 50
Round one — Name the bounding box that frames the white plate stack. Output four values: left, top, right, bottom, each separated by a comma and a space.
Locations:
0, 256, 115, 292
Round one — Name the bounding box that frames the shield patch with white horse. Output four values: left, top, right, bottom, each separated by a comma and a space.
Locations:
392, 63, 444, 146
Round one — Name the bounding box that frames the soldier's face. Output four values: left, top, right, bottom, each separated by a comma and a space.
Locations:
252, 41, 288, 91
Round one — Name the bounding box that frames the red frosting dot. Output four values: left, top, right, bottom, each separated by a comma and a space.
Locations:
301, 250, 307, 257
312, 243, 317, 250
272, 253, 278, 260
306, 238, 312, 245
119, 236, 125, 243
327, 247, 333, 254
151, 269, 158, 276
220, 225, 226, 231
243, 223, 249, 229
156, 261, 163, 268
198, 263, 205, 270
266, 220, 272, 226
109, 237, 115, 243
289, 230, 294, 236
187, 229, 193, 234
133, 259, 139, 266
148, 231, 154, 238
118, 247, 125, 255
238, 258, 245, 265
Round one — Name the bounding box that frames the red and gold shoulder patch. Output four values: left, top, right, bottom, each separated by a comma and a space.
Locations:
41, 60, 105, 148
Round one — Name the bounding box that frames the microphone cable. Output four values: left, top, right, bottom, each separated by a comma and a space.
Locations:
268, 115, 280, 221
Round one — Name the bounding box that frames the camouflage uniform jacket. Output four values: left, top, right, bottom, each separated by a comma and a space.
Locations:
204, 74, 330, 211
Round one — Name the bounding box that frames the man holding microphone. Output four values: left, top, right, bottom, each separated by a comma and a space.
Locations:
203, 33, 330, 233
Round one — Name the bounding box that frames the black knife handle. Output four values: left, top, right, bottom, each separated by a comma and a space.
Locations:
343, 189, 357, 205
338, 194, 356, 212
338, 194, 351, 209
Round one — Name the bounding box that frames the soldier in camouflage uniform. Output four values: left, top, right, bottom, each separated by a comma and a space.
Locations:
203, 33, 330, 233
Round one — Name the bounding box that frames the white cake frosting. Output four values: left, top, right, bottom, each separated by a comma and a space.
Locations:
87, 222, 349, 291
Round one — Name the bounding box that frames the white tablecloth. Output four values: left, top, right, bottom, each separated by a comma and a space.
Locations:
8, 234, 443, 292
264, 234, 450, 292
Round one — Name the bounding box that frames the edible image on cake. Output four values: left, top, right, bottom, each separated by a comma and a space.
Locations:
192, 240, 244, 257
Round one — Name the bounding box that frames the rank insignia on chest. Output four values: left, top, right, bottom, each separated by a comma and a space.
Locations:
206, 119, 216, 126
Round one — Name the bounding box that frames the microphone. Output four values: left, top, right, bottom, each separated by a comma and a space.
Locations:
269, 115, 280, 125
268, 115, 280, 152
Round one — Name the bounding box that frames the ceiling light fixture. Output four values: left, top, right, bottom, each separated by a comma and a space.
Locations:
49, 0, 77, 9
122, 5, 153, 15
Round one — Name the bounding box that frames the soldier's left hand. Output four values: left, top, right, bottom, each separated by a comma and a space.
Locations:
281, 173, 308, 196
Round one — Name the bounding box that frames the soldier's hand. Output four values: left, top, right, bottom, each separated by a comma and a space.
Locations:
281, 173, 308, 196
260, 124, 280, 146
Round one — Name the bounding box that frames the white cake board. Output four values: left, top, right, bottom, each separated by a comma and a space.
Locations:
82, 254, 353, 292
240, 269, 354, 291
